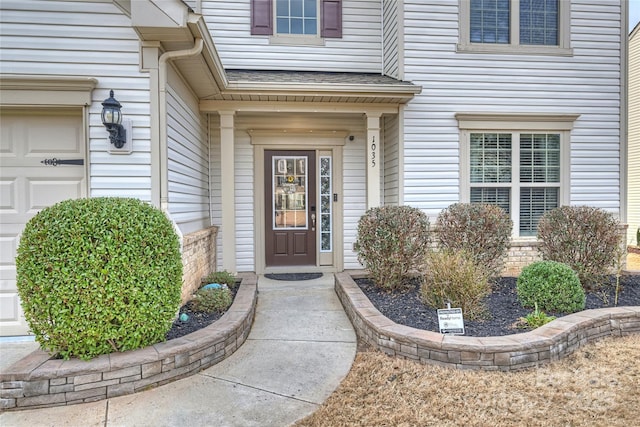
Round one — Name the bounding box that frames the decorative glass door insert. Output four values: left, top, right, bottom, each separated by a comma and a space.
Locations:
273, 155, 308, 229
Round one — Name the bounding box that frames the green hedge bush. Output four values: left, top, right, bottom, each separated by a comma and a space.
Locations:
537, 206, 621, 289
192, 287, 233, 313
516, 261, 585, 314
419, 250, 491, 320
16, 197, 183, 360
436, 203, 512, 279
204, 270, 238, 289
355, 206, 431, 290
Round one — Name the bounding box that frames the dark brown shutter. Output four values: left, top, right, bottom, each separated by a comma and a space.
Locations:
251, 0, 273, 35
321, 0, 342, 38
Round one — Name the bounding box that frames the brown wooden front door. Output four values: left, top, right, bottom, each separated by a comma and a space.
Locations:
265, 150, 317, 266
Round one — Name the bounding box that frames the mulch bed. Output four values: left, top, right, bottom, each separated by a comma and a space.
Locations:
356, 275, 640, 337
165, 287, 238, 341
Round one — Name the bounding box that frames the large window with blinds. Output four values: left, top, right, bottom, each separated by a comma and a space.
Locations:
459, 0, 571, 54
468, 131, 561, 236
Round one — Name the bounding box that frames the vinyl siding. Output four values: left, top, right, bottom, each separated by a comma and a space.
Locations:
382, 0, 400, 78
166, 66, 211, 235
402, 0, 623, 220
383, 114, 400, 205
629, 26, 640, 244
0, 0, 153, 201
201, 0, 383, 72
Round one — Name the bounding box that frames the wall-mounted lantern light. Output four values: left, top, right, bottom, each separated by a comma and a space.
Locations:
101, 90, 127, 149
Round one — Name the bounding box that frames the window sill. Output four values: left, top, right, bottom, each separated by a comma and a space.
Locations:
457, 43, 573, 57
269, 35, 325, 46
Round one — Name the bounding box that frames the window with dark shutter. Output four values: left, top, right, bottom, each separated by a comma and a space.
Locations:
251, 0, 342, 39
321, 0, 342, 38
251, 0, 273, 35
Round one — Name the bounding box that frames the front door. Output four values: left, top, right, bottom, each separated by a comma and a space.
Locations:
265, 150, 316, 266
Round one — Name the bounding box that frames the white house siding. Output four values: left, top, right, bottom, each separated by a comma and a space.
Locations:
343, 132, 367, 269
0, 0, 153, 201
201, 0, 383, 72
383, 114, 400, 205
382, 0, 400, 79
166, 66, 211, 235
629, 26, 640, 245
402, 0, 623, 220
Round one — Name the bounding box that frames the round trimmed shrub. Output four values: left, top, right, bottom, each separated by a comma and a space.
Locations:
436, 203, 512, 279
516, 261, 585, 314
16, 197, 183, 360
355, 205, 431, 290
537, 205, 621, 289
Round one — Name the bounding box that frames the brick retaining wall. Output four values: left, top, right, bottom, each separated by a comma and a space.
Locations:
181, 226, 218, 304
0, 273, 257, 411
336, 272, 640, 371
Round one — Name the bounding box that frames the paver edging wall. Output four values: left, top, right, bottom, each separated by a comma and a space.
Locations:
0, 273, 258, 411
335, 271, 640, 371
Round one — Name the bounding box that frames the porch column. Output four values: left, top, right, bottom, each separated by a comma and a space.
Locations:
219, 111, 236, 272
366, 112, 382, 209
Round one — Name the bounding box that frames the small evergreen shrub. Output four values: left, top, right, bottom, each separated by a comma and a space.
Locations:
537, 206, 621, 289
191, 287, 232, 313
355, 206, 431, 290
16, 197, 182, 360
517, 303, 556, 329
516, 261, 585, 314
204, 270, 238, 289
419, 250, 491, 320
436, 203, 512, 279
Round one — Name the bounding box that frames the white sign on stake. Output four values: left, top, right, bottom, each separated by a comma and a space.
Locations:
437, 307, 465, 335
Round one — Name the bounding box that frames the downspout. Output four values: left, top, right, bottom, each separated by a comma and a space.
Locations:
158, 37, 204, 213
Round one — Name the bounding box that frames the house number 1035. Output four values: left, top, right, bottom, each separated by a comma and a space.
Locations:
371, 136, 376, 167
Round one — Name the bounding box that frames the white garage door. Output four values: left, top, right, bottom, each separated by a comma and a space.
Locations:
0, 109, 86, 336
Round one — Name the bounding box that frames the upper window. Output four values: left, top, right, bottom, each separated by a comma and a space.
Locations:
251, 0, 342, 40
460, 0, 571, 55
457, 113, 578, 238
276, 0, 318, 35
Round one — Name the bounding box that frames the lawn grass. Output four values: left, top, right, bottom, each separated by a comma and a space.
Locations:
296, 334, 640, 426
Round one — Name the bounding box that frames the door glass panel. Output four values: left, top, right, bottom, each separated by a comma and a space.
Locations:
319, 156, 332, 252
273, 156, 308, 229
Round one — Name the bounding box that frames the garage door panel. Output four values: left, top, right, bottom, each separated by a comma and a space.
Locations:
0, 179, 18, 212
0, 109, 85, 336
24, 117, 83, 157
28, 178, 84, 212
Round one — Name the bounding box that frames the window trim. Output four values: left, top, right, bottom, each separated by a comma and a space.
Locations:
457, 0, 573, 56
457, 113, 579, 238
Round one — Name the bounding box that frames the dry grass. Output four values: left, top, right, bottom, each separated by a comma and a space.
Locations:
296, 335, 640, 427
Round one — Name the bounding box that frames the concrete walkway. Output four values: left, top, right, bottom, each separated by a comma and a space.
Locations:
0, 274, 357, 427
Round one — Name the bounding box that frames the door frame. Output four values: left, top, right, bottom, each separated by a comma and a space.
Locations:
249, 130, 347, 274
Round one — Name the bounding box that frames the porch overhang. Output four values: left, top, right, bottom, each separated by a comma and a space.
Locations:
126, 1, 421, 106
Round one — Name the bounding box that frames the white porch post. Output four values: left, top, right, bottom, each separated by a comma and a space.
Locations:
219, 111, 236, 272
366, 112, 382, 209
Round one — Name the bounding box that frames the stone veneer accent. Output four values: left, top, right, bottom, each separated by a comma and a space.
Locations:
181, 226, 218, 304
0, 273, 257, 411
336, 271, 640, 371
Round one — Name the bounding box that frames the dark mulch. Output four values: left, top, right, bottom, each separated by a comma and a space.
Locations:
356, 275, 640, 337
165, 287, 238, 341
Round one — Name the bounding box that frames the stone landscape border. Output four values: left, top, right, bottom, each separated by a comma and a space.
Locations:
336, 271, 640, 371
0, 273, 258, 411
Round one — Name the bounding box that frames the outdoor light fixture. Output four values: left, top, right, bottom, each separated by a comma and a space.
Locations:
101, 90, 127, 149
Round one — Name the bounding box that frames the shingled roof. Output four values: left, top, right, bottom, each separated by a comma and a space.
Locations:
225, 69, 418, 88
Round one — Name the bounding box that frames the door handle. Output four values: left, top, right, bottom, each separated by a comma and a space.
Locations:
311, 213, 316, 230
